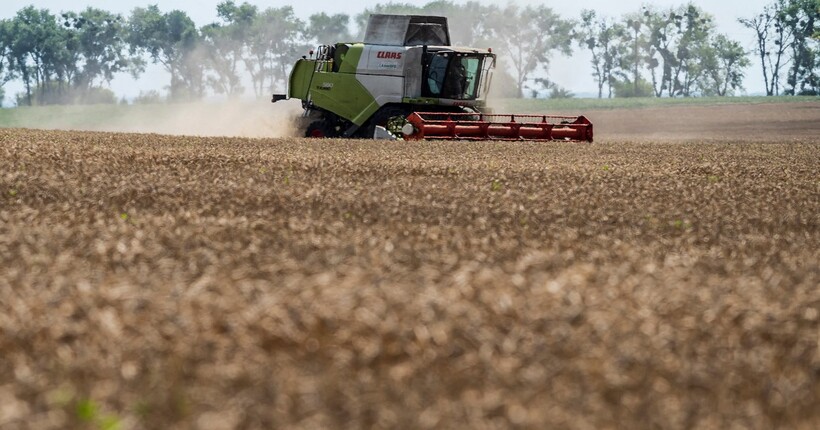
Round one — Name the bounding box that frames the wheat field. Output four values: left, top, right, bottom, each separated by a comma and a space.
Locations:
1, 102, 818, 429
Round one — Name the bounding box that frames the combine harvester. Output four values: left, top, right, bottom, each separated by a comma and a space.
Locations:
273, 14, 592, 142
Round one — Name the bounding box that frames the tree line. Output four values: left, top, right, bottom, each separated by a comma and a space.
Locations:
739, 0, 819, 95
580, 0, 818, 98
578, 5, 752, 98
0, 1, 817, 106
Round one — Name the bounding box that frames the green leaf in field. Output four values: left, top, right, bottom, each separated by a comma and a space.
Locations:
491, 179, 503, 192
76, 399, 98, 422
602, 165, 611, 172
8, 188, 17, 196
671, 219, 692, 230
120, 213, 129, 221
100, 415, 122, 430
708, 175, 720, 183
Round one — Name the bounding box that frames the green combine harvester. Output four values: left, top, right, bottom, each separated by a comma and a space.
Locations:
273, 14, 592, 142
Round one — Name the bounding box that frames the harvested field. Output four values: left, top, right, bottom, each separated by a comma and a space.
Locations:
545, 100, 820, 141
1, 102, 819, 429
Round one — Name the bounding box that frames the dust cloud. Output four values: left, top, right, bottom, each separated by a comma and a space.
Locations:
104, 99, 304, 138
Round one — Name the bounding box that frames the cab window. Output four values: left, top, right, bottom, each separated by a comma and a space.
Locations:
425, 53, 483, 99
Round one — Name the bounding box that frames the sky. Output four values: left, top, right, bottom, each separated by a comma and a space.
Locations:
1, 1, 774, 101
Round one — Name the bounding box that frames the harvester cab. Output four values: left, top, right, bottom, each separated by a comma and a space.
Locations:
273, 14, 592, 142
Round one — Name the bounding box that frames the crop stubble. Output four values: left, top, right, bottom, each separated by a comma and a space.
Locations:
0, 121, 818, 429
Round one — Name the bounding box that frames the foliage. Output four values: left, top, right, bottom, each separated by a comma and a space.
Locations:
127, 6, 203, 101
306, 13, 352, 44
7, 7, 66, 105
61, 8, 136, 89
780, 0, 819, 95
244, 7, 306, 97
133, 89, 163, 104
639, 5, 718, 97
200, 2, 257, 97
611, 77, 654, 98
5, 6, 136, 106
549, 86, 575, 99
434, 1, 496, 47
14, 82, 116, 105
0, 19, 13, 103
740, 0, 819, 95
529, 77, 574, 99
579, 4, 753, 99
700, 34, 751, 96
486, 4, 573, 98
0, 1, 812, 104
578, 10, 624, 98
615, 12, 650, 99
487, 66, 519, 99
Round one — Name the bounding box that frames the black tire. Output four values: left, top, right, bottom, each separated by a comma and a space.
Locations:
305, 121, 337, 138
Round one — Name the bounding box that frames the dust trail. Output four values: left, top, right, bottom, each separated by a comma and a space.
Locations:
91, 99, 304, 138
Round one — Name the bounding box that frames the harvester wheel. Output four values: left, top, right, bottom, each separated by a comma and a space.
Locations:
305, 121, 337, 138
359, 106, 410, 138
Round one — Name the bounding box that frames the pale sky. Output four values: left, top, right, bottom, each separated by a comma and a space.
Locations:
1, 1, 773, 101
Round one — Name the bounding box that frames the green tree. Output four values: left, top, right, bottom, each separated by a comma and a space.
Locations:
639, 4, 718, 98
0, 19, 14, 105
611, 76, 654, 97
487, 4, 573, 98
127, 5, 203, 100
201, 1, 258, 97
8, 6, 69, 105
530, 77, 574, 99
578, 10, 624, 98
673, 5, 717, 97
216, 0, 258, 24
616, 12, 650, 97
700, 34, 751, 96
245, 6, 305, 97
444, 2, 495, 46
740, 1, 794, 95
781, 0, 818, 94
418, 1, 495, 46
306, 13, 352, 44
643, 6, 679, 97
61, 8, 136, 93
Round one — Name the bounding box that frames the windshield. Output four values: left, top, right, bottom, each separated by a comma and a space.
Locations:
425, 53, 484, 100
